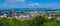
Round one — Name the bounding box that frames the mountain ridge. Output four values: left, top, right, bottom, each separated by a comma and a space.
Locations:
0, 8, 60, 11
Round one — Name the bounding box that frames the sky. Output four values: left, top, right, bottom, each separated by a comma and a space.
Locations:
0, 0, 60, 9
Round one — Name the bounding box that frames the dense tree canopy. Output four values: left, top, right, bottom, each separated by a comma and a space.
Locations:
0, 15, 60, 26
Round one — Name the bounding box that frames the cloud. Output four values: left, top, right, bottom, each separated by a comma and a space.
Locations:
3, 3, 8, 5
0, 3, 8, 6
47, 3, 58, 8
0, 1, 60, 8
0, 3, 8, 8
6, 0, 25, 3
48, 3, 57, 7
16, 0, 25, 2
28, 3, 60, 8
28, 3, 40, 7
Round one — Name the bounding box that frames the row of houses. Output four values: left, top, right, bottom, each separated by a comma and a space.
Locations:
0, 11, 40, 20
0, 11, 60, 20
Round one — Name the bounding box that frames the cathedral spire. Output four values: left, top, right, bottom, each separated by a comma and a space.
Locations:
12, 8, 15, 18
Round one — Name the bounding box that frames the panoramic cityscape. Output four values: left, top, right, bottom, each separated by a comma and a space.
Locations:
0, 0, 60, 26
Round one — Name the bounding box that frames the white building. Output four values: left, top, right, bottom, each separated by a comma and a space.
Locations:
0, 14, 7, 18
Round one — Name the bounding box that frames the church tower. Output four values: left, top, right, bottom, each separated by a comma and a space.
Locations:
12, 8, 15, 18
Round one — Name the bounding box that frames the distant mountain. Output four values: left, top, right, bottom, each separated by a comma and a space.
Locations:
0, 8, 60, 12
14, 8, 60, 11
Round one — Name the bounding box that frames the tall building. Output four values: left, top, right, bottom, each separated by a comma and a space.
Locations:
12, 9, 15, 18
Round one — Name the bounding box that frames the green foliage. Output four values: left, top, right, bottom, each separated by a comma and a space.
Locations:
8, 18, 21, 26
29, 15, 47, 26
20, 20, 30, 26
0, 18, 21, 26
0, 17, 9, 26
0, 15, 60, 26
